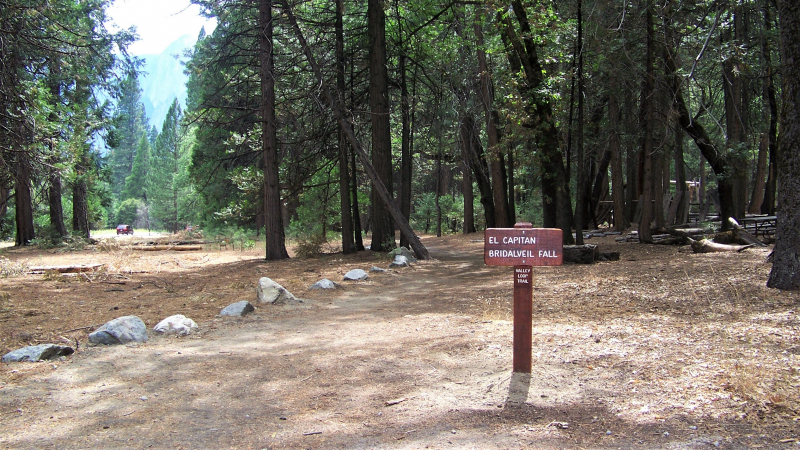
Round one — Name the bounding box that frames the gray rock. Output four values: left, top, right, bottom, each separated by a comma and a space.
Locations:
153, 314, 198, 335
2, 344, 74, 362
88, 316, 148, 345
369, 266, 387, 273
309, 279, 338, 290
389, 255, 410, 268
343, 269, 368, 281
220, 301, 255, 317
389, 246, 417, 262
257, 277, 297, 304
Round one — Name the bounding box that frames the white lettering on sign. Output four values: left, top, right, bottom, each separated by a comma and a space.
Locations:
515, 267, 531, 284
538, 250, 557, 258
488, 236, 499, 244
488, 250, 539, 258
502, 236, 536, 245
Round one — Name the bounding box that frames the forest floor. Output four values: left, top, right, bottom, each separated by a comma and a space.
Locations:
0, 232, 798, 449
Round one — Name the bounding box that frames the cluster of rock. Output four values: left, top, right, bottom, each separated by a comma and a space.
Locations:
2, 249, 418, 363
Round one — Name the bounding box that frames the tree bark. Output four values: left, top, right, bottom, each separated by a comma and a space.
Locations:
749, 132, 768, 213
462, 158, 475, 233
0, 187, 8, 220
461, 115, 495, 228
761, 0, 779, 215
72, 178, 89, 239
351, 150, 365, 251
609, 77, 627, 231
14, 157, 34, 246
575, 0, 585, 245
398, 22, 412, 249
767, 0, 800, 290
336, 0, 354, 254
624, 88, 637, 224
259, 0, 289, 260
507, 149, 516, 221
48, 172, 67, 237
638, 5, 655, 243
674, 126, 689, 224
367, 0, 395, 252
722, 5, 749, 221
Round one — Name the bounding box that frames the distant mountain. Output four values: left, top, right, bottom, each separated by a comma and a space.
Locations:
138, 35, 194, 131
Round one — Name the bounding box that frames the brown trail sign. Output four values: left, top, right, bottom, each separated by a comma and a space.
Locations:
484, 223, 563, 373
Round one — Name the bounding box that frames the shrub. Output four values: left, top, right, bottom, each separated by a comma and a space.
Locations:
294, 233, 328, 258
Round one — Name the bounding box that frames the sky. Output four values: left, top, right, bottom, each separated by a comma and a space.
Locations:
106, 0, 217, 55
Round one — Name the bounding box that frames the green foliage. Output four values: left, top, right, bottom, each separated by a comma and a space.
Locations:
123, 135, 151, 200
411, 193, 465, 235
148, 98, 193, 233
115, 198, 144, 225
108, 71, 150, 198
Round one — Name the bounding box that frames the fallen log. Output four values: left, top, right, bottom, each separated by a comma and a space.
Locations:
29, 264, 104, 274
130, 245, 203, 251
654, 236, 691, 246
727, 217, 768, 247
563, 244, 599, 264
131, 240, 210, 246
691, 239, 755, 253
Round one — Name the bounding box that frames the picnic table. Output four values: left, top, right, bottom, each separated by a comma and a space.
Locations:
740, 215, 777, 238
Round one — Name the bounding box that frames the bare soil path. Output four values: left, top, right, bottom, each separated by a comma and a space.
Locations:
0, 234, 798, 449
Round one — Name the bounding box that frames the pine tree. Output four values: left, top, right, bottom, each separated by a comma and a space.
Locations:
149, 98, 183, 233
123, 136, 150, 201
108, 72, 148, 197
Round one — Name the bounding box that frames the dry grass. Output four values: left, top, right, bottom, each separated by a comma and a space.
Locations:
0, 256, 26, 277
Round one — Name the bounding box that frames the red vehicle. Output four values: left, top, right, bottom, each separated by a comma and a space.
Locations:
116, 224, 134, 235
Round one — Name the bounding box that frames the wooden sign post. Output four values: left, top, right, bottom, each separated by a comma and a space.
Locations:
484, 223, 562, 373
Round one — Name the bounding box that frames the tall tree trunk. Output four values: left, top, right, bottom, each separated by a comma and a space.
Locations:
259, 0, 289, 260
575, 0, 585, 245
761, 0, 779, 215
588, 101, 608, 230
474, 10, 509, 227
674, 126, 689, 224
435, 142, 442, 237
462, 158, 475, 233
653, 138, 665, 229
14, 157, 34, 246
624, 88, 637, 224
48, 172, 67, 237
722, 5, 749, 221
336, 0, 354, 254
367, 0, 395, 251
638, 5, 655, 243
72, 178, 89, 239
351, 151, 365, 251
398, 7, 412, 248
767, 0, 800, 290
507, 149, 516, 221
461, 115, 495, 228
0, 187, 8, 220
749, 133, 768, 213
609, 82, 627, 231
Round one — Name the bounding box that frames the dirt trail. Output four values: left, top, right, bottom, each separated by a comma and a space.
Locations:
1, 235, 797, 448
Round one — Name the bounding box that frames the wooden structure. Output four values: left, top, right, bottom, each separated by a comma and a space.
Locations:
484, 223, 563, 373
